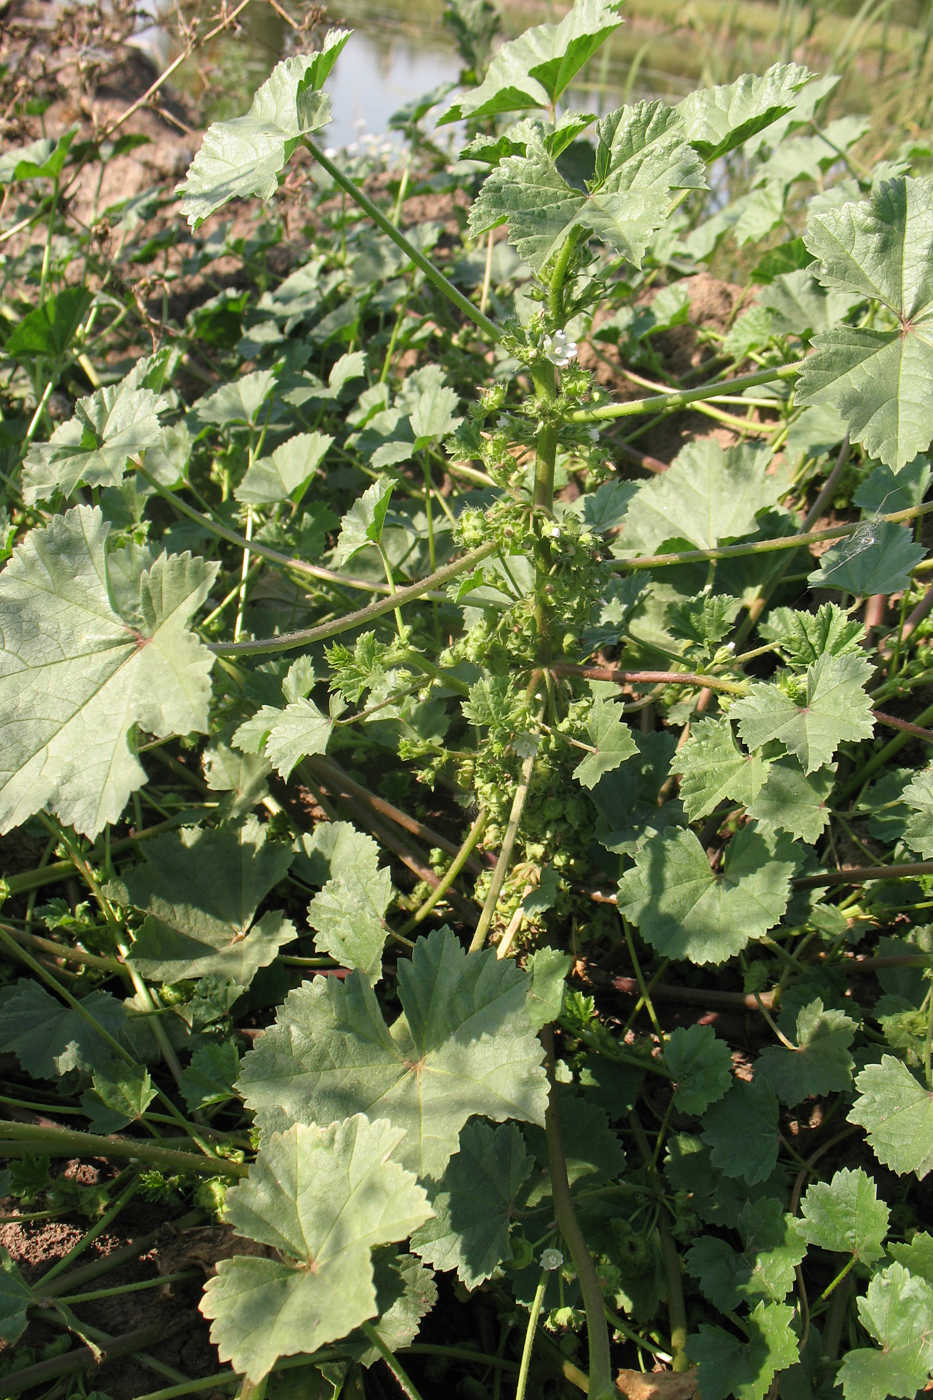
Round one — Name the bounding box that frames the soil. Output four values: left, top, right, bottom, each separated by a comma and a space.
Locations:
0, 1186, 223, 1397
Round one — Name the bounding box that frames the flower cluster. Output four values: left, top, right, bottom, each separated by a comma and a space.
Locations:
542, 329, 578, 368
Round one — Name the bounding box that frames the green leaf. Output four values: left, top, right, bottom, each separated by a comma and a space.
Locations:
294, 820, 381, 887
757, 999, 856, 1104
306, 844, 394, 981
669, 717, 769, 821
746, 761, 833, 842
235, 431, 333, 506
123, 820, 296, 984
22, 382, 168, 504
758, 602, 864, 666
0, 507, 217, 837
332, 477, 395, 566
701, 1075, 780, 1185
3, 285, 93, 361
178, 37, 351, 227
0, 131, 75, 183
619, 441, 782, 552
410, 1120, 532, 1287
731, 652, 874, 773
526, 946, 571, 1026
193, 368, 278, 426
798, 1168, 889, 1264
233, 697, 334, 780
617, 827, 795, 964
0, 981, 127, 1079
200, 1117, 432, 1382
757, 266, 864, 343
667, 593, 742, 653
898, 765, 933, 857
798, 176, 933, 469
663, 1024, 733, 1116
469, 102, 704, 273
409, 382, 461, 444
523, 1087, 625, 1187
439, 0, 623, 122
179, 1042, 241, 1112
344, 1250, 438, 1365
687, 1200, 806, 1309
237, 926, 549, 1179
848, 1055, 933, 1178
690, 1300, 799, 1400
573, 697, 637, 789
677, 63, 815, 161
888, 1232, 933, 1284
81, 1063, 156, 1132
837, 1263, 933, 1400
809, 519, 925, 595
0, 1251, 32, 1345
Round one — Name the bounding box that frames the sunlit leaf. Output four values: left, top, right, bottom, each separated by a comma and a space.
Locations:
469, 102, 704, 272
731, 652, 874, 773
200, 1117, 431, 1381
677, 63, 815, 161
799, 176, 933, 468
440, 0, 623, 123
617, 827, 795, 964
237, 927, 549, 1179
573, 697, 638, 789
848, 1056, 933, 1178
179, 36, 352, 226
837, 1263, 933, 1400
0, 507, 217, 837
799, 1168, 889, 1264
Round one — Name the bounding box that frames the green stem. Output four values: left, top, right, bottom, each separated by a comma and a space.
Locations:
2, 816, 191, 897
618, 499, 933, 573
360, 1322, 426, 1400
37, 1174, 140, 1288
1, 924, 123, 973
308, 139, 500, 343
516, 1268, 550, 1400
469, 749, 536, 953
0, 1119, 247, 1178
400, 808, 488, 934
207, 540, 498, 657
137, 467, 396, 596
569, 360, 803, 422
541, 1028, 615, 1400
658, 1222, 689, 1371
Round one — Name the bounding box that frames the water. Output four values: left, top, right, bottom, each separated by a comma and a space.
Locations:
138, 0, 929, 146
323, 30, 462, 148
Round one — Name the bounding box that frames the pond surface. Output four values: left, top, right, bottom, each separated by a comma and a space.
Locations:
147, 0, 929, 146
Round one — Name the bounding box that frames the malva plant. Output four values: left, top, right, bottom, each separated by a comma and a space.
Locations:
1, 1, 933, 1398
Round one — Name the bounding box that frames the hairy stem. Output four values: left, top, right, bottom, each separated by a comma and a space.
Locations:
0, 1119, 247, 1178
307, 140, 500, 343
542, 1027, 615, 1400
469, 749, 536, 953
208, 541, 498, 656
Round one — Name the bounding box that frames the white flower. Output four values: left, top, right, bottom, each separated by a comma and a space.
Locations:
540, 1248, 564, 1270
542, 329, 578, 368
549, 525, 560, 539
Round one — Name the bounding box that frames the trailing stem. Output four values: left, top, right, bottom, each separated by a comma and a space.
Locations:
541, 1027, 615, 1400
306, 140, 500, 344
